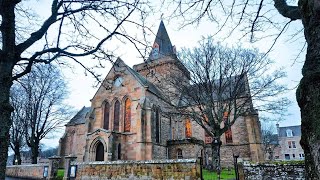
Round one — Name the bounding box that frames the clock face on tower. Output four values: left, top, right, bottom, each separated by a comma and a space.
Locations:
114, 77, 123, 87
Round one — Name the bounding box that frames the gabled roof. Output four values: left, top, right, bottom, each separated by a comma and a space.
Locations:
149, 21, 175, 60
66, 107, 91, 126
91, 58, 165, 101
125, 62, 165, 99
278, 125, 301, 137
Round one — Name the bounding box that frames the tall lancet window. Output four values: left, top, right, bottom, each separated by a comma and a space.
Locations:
103, 102, 110, 130
223, 112, 233, 143
185, 119, 192, 138
114, 100, 120, 131
155, 108, 160, 143
124, 98, 131, 132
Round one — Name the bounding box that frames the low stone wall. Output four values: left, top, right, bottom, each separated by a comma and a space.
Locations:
6, 164, 47, 179
70, 159, 201, 179
239, 163, 305, 180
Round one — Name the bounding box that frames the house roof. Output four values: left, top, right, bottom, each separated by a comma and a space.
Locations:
66, 107, 91, 126
149, 21, 175, 60
278, 125, 301, 137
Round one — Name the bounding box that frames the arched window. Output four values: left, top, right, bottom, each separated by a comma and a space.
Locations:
95, 142, 104, 161
103, 102, 110, 130
117, 143, 121, 160
177, 148, 183, 159
114, 100, 120, 131
185, 119, 192, 138
124, 98, 131, 132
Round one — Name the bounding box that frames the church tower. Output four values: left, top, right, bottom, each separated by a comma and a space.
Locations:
133, 21, 189, 104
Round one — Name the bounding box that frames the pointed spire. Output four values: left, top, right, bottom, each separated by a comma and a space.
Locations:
149, 21, 175, 60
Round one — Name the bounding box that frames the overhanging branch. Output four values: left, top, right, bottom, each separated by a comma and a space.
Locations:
274, 0, 301, 20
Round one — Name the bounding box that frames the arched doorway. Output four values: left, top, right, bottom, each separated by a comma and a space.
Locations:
95, 142, 104, 161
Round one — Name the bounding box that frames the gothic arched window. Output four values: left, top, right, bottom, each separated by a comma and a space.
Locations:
185, 119, 192, 138
103, 102, 110, 130
114, 100, 120, 131
124, 98, 131, 132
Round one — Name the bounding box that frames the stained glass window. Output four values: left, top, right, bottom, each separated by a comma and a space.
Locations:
103, 102, 110, 130
124, 98, 131, 132
223, 112, 233, 143
114, 100, 120, 131
185, 119, 192, 138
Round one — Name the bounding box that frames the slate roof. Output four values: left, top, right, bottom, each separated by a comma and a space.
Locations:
66, 107, 91, 126
278, 125, 301, 137
149, 21, 175, 60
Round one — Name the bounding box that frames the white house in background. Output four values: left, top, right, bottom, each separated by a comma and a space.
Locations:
274, 124, 304, 161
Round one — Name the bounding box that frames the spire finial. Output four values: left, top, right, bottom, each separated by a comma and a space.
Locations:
161, 13, 164, 21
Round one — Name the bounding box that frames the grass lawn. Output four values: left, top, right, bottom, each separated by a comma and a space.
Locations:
55, 169, 64, 180
202, 168, 236, 180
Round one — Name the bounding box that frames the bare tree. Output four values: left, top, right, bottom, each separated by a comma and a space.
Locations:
164, 38, 289, 174
168, 0, 320, 178
9, 86, 27, 165
261, 124, 279, 161
14, 64, 70, 164
0, 0, 151, 177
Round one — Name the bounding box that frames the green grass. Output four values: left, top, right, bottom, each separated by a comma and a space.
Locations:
202, 168, 236, 180
55, 169, 64, 180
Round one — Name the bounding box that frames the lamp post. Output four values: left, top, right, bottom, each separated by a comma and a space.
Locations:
233, 151, 240, 180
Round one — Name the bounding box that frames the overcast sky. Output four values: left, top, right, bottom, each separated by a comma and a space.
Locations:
28, 1, 305, 149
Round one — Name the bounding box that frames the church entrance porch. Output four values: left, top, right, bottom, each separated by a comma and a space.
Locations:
95, 141, 104, 161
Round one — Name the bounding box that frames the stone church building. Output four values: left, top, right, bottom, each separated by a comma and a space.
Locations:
58, 21, 264, 167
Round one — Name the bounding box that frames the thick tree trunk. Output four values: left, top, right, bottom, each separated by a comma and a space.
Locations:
12, 144, 22, 165
31, 141, 40, 164
211, 137, 222, 177
0, 69, 14, 179
297, 0, 320, 179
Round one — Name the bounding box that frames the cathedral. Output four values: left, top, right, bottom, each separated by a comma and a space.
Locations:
58, 21, 264, 167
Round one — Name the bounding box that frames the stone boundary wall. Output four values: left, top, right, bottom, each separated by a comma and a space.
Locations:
70, 159, 201, 179
239, 163, 305, 180
6, 164, 47, 179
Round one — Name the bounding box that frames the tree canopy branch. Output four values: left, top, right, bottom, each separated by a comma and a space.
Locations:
273, 0, 301, 20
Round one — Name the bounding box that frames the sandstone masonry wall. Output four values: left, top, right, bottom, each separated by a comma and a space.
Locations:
239, 163, 305, 180
71, 159, 201, 180
6, 164, 47, 179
